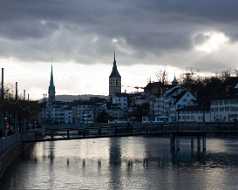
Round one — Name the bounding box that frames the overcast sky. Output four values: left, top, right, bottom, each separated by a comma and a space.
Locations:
1, 0, 238, 99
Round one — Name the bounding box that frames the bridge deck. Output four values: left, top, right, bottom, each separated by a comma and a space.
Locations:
22, 123, 238, 143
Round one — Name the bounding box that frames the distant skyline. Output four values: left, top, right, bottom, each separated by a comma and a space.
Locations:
2, 58, 182, 100
1, 1, 238, 99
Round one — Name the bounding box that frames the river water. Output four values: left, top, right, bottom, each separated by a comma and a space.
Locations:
1, 137, 238, 190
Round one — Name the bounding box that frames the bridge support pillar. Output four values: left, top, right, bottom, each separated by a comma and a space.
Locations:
202, 135, 206, 153
176, 137, 180, 152
170, 134, 176, 153
191, 137, 194, 152
197, 136, 201, 154
83, 129, 86, 137
98, 128, 101, 136
114, 127, 117, 136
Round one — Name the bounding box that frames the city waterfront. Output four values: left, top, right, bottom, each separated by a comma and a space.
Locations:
1, 137, 238, 190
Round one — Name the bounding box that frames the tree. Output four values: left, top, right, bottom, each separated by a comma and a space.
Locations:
221, 70, 231, 81
156, 70, 168, 86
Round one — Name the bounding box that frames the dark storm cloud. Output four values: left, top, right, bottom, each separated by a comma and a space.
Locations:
0, 0, 238, 71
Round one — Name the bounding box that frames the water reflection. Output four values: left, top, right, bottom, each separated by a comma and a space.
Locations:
1, 137, 238, 190
109, 138, 122, 190
48, 141, 55, 165
109, 138, 121, 165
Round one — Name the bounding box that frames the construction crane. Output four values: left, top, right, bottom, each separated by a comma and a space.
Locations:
133, 86, 145, 91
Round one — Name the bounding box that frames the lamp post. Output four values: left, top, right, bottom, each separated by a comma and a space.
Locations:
15, 82, 18, 133
0, 68, 4, 137
1, 68, 4, 100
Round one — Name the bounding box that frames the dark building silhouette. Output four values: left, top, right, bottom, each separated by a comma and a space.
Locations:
109, 52, 121, 96
171, 75, 178, 86
144, 82, 168, 96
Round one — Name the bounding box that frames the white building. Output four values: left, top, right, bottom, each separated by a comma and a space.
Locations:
40, 101, 73, 124
72, 103, 95, 124
177, 106, 211, 123
149, 96, 160, 116
50, 103, 73, 124
108, 94, 128, 122
210, 97, 238, 122
152, 86, 197, 122
111, 94, 128, 111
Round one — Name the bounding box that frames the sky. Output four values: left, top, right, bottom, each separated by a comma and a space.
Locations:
1, 0, 238, 99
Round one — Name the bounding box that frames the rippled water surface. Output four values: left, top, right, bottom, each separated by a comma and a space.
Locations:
1, 137, 238, 190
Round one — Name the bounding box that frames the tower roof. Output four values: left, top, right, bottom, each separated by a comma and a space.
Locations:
109, 51, 121, 78
50, 64, 55, 87
172, 73, 178, 86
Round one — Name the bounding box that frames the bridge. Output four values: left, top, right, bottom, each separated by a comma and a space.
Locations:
22, 122, 238, 154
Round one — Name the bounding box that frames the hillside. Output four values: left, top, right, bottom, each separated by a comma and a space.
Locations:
54, 94, 108, 102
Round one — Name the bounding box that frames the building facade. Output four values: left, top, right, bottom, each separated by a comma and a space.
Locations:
51, 103, 73, 124
111, 94, 128, 111
177, 106, 211, 123
72, 103, 95, 124
210, 97, 238, 122
154, 85, 197, 122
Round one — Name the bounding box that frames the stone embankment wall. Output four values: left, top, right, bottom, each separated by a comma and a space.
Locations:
0, 132, 35, 179
0, 144, 22, 178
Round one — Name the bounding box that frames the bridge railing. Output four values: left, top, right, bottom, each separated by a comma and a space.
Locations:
0, 133, 21, 156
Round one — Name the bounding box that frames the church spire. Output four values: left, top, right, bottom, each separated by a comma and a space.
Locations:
113, 51, 116, 64
109, 51, 121, 96
110, 51, 121, 78
172, 73, 178, 86
50, 64, 54, 86
48, 65, 55, 103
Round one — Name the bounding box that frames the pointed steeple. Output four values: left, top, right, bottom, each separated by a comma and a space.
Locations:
113, 51, 116, 65
50, 64, 54, 86
109, 51, 122, 96
110, 51, 121, 78
48, 65, 55, 103
172, 73, 178, 86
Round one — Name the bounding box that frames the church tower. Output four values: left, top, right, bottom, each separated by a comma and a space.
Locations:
172, 74, 178, 86
48, 65, 56, 104
109, 52, 121, 96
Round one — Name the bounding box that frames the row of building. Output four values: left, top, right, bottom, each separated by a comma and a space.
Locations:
41, 98, 107, 124
144, 84, 238, 123
40, 53, 238, 125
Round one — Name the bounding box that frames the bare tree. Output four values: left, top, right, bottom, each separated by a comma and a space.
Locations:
221, 70, 231, 80
156, 70, 168, 85
234, 69, 238, 77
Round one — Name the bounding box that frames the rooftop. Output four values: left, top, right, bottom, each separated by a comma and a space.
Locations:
109, 52, 121, 78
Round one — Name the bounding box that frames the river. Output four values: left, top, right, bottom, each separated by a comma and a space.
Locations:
1, 137, 238, 190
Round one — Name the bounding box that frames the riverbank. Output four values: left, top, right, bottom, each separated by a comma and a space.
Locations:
0, 143, 22, 178
0, 134, 34, 179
